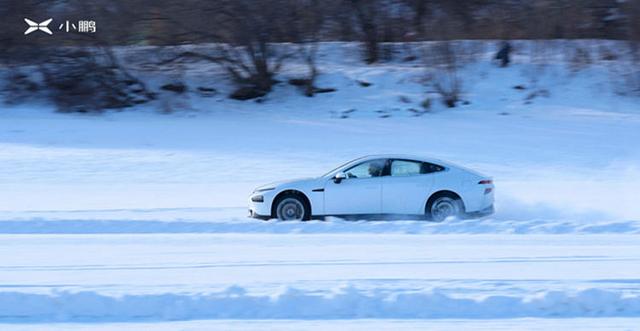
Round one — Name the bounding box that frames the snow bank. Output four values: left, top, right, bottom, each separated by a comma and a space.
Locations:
1, 287, 639, 322
1, 217, 639, 234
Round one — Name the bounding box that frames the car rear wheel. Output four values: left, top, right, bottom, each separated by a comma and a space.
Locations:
274, 196, 309, 221
428, 196, 462, 222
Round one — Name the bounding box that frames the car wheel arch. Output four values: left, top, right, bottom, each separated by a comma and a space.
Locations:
271, 189, 312, 219
425, 190, 466, 214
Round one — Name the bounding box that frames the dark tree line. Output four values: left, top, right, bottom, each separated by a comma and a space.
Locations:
4, 1, 638, 59
1, 0, 640, 110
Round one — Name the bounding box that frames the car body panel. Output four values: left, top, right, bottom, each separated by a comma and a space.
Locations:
381, 173, 433, 214
324, 176, 382, 215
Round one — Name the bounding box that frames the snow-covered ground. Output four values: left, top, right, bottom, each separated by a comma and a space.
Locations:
3, 234, 640, 315
0, 41, 639, 329
5, 319, 640, 331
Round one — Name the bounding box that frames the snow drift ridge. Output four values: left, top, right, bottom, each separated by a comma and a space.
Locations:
2, 287, 640, 322
1, 218, 639, 234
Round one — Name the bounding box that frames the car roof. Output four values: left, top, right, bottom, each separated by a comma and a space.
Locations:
325, 154, 486, 178
360, 154, 490, 177
355, 154, 449, 165
324, 154, 486, 178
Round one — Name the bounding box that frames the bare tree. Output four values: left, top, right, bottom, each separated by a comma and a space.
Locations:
157, 0, 297, 99
425, 41, 465, 108
349, 0, 385, 64
402, 0, 430, 37
218, 1, 295, 96
288, 0, 327, 96
623, 0, 640, 95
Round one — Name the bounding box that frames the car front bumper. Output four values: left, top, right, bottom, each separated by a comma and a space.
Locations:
248, 190, 276, 219
248, 208, 270, 220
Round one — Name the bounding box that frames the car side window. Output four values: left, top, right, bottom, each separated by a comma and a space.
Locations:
420, 162, 445, 174
391, 160, 445, 176
345, 159, 386, 179
391, 160, 422, 176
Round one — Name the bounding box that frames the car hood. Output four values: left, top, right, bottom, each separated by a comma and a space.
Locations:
254, 177, 321, 191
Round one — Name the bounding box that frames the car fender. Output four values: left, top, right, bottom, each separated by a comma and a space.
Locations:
269, 178, 325, 217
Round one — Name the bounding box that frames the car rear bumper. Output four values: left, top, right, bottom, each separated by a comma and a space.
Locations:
465, 204, 494, 218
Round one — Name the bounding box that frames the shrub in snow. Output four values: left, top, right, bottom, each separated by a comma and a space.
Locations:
423, 41, 470, 108
40, 48, 154, 112
196, 87, 217, 97
230, 87, 267, 101
420, 98, 431, 110
288, 78, 336, 96
567, 47, 592, 73
160, 82, 187, 94
2, 68, 41, 105
599, 46, 619, 61
494, 41, 512, 67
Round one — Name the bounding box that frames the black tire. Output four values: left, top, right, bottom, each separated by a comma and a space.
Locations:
272, 193, 311, 221
426, 192, 463, 222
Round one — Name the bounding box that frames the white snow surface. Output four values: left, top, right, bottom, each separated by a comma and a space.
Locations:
3, 319, 640, 331
1, 234, 640, 322
0, 41, 639, 327
1, 209, 639, 234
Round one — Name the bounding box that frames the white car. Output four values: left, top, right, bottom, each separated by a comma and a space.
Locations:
249, 155, 494, 222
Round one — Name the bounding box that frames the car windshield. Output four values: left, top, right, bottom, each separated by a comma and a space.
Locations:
321, 157, 367, 177
344, 159, 386, 178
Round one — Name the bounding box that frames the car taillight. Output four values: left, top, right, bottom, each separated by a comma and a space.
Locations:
478, 179, 493, 185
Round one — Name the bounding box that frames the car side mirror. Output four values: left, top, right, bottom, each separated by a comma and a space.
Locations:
333, 172, 347, 184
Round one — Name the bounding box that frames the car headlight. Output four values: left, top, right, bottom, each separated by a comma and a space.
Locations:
251, 195, 264, 203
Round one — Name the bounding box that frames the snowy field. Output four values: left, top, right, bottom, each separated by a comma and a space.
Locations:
1, 42, 639, 329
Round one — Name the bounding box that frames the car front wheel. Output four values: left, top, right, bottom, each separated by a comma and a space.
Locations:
274, 195, 309, 221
